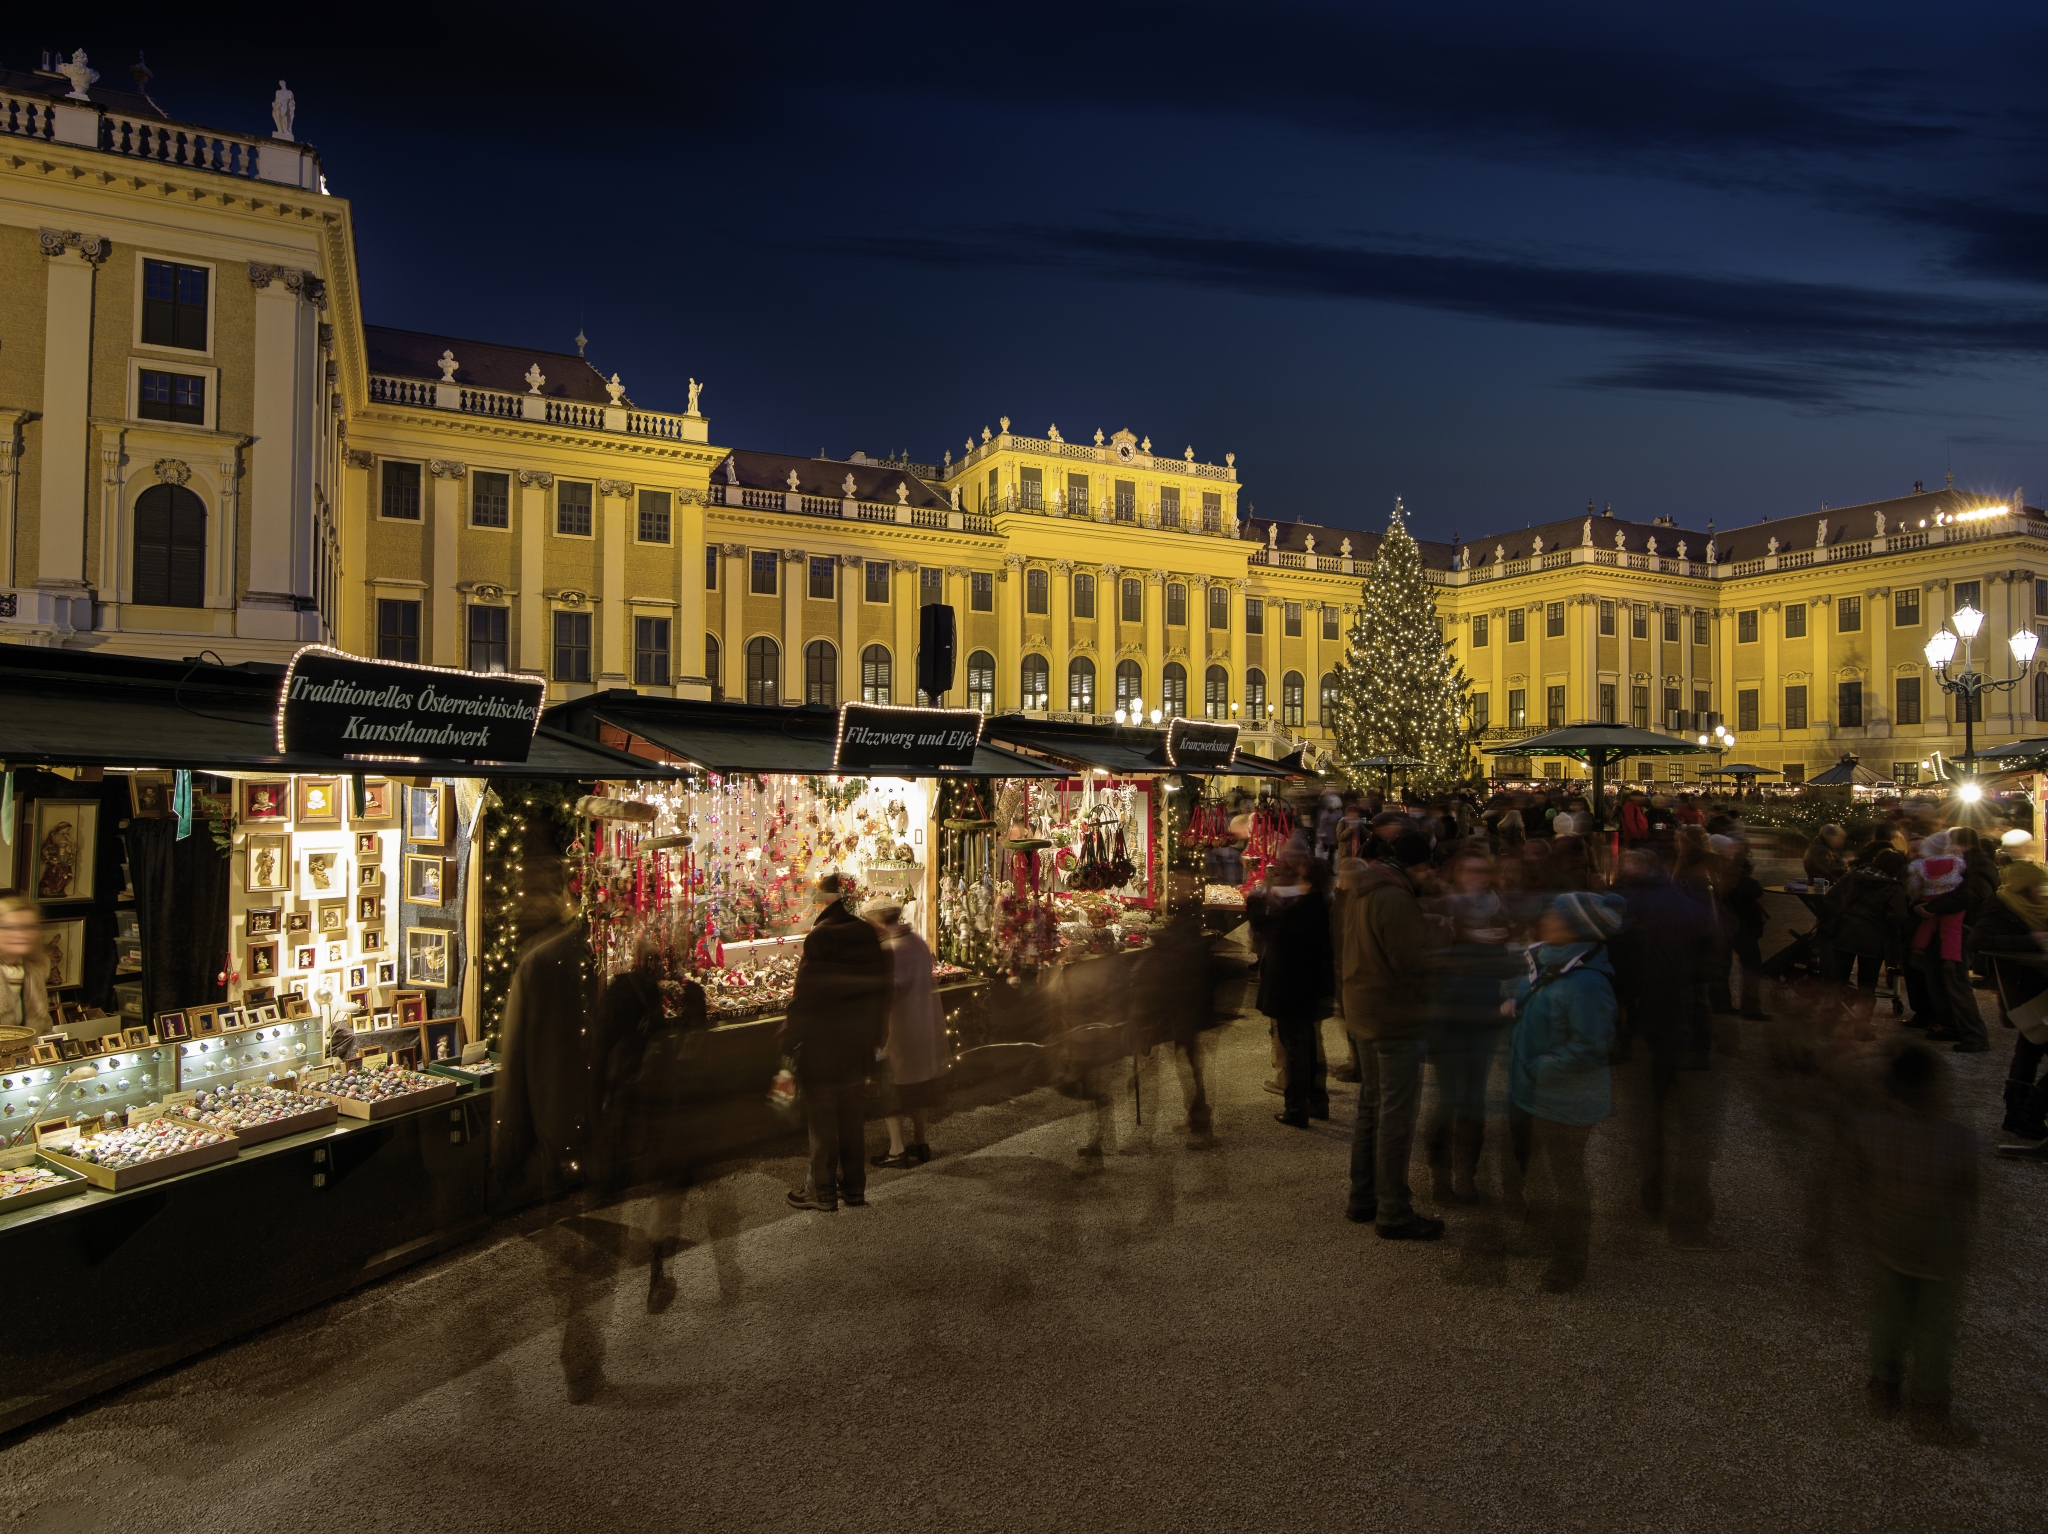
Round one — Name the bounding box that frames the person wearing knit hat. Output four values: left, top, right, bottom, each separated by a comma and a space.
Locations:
1505, 892, 1625, 1293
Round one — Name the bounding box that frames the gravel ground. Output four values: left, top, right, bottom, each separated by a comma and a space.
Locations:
3, 931, 2044, 1534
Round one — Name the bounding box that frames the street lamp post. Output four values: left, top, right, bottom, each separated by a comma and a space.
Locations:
1924, 603, 2038, 792
1695, 722, 1736, 791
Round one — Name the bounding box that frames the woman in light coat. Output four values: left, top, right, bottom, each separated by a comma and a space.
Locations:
868, 900, 947, 1167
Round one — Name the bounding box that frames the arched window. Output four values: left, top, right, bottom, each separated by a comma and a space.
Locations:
1115, 659, 1143, 713
861, 644, 890, 703
1282, 670, 1305, 727
967, 650, 996, 713
1021, 653, 1050, 710
133, 483, 206, 607
706, 634, 723, 703
1205, 666, 1230, 719
1161, 662, 1187, 717
1320, 671, 1341, 724
1067, 656, 1094, 714
805, 639, 837, 705
1025, 567, 1049, 615
1245, 668, 1267, 719
745, 636, 779, 706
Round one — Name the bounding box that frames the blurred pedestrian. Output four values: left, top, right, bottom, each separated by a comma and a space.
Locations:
1424, 850, 1517, 1201
1968, 861, 2048, 1142
867, 899, 945, 1169
1805, 824, 1850, 887
1910, 834, 1994, 1051
1508, 892, 1625, 1292
779, 873, 892, 1211
0, 894, 51, 1034
1827, 849, 1909, 1040
1249, 851, 1334, 1128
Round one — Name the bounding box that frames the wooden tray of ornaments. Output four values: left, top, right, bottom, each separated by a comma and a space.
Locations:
0, 1145, 92, 1213
34, 1117, 241, 1191
306, 1074, 460, 1120
164, 1091, 338, 1147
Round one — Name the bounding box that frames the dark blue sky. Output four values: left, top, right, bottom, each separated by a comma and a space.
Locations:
21, 4, 2048, 540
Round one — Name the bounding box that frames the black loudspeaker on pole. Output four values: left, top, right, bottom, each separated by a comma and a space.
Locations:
918, 604, 957, 700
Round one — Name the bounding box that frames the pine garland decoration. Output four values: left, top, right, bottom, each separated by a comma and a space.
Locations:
1329, 500, 1474, 792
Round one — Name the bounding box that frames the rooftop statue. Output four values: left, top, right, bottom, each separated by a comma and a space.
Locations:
271, 80, 296, 140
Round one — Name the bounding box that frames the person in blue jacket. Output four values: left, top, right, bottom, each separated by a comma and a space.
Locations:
1508, 890, 1624, 1293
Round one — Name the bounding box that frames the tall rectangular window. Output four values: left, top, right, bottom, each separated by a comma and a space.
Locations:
1121, 578, 1143, 623
1547, 685, 1566, 727
705, 546, 719, 589
1664, 686, 1681, 725
2035, 670, 2048, 723
1599, 683, 1616, 724
138, 369, 205, 424
1694, 689, 1711, 719
1508, 609, 1526, 643
915, 567, 939, 606
471, 471, 510, 529
1838, 595, 1862, 632
1076, 573, 1097, 619
1693, 611, 1709, 645
1738, 610, 1759, 644
376, 599, 419, 662
1507, 689, 1527, 727
1782, 762, 1806, 785
866, 560, 891, 603
466, 605, 508, 673
1896, 588, 1921, 626
1284, 602, 1302, 637
141, 259, 209, 350
1206, 585, 1225, 629
1245, 597, 1264, 634
637, 489, 671, 544
1114, 480, 1137, 520
557, 481, 593, 536
1202, 491, 1222, 532
1663, 607, 1680, 642
1632, 685, 1650, 728
1631, 603, 1647, 639
1954, 580, 1981, 615
1598, 599, 1615, 637
1324, 606, 1341, 640
2037, 579, 2048, 617
1159, 486, 1181, 527
554, 611, 592, 682
1785, 684, 1808, 730
1066, 474, 1090, 516
380, 461, 421, 521
1837, 680, 1862, 727
1470, 693, 1490, 730
750, 549, 779, 594
1738, 689, 1759, 732
1896, 676, 1921, 725
1019, 466, 1043, 510
1027, 567, 1049, 615
635, 617, 671, 684
808, 556, 835, 600
1545, 602, 1565, 638
986, 468, 998, 511
1783, 603, 1806, 638
1166, 583, 1186, 627
970, 571, 994, 611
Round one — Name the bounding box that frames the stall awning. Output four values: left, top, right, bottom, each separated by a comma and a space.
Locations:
0, 646, 673, 779
978, 717, 1288, 777
545, 693, 1064, 777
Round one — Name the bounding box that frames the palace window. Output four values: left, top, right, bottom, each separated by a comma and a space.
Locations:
1202, 492, 1222, 532
1207, 584, 1227, 629
1785, 685, 1808, 730
1737, 610, 1758, 644
553, 611, 591, 683
1206, 666, 1230, 719
1631, 603, 1647, 640
705, 635, 722, 701
1664, 686, 1681, 725
1166, 583, 1187, 627
804, 639, 837, 705
1019, 467, 1043, 510
1896, 588, 1920, 626
1598, 600, 1614, 637
1547, 685, 1566, 727
1546, 602, 1564, 638
967, 650, 995, 713
1632, 685, 1650, 729
138, 368, 205, 425
1245, 669, 1267, 717
142, 259, 210, 349
971, 571, 994, 611
557, 481, 593, 537
2034, 671, 2048, 724
1896, 676, 1921, 726
1122, 578, 1143, 623
1284, 602, 1302, 637
1784, 603, 1806, 638
1323, 672, 1342, 723
1838, 679, 1862, 728
858, 644, 889, 704
866, 560, 890, 603
1693, 611, 1709, 645
1783, 762, 1806, 785
1507, 689, 1527, 727
751, 550, 778, 595
1075, 572, 1096, 618
1114, 480, 1137, 520
1663, 607, 1680, 642
1323, 606, 1341, 640
808, 556, 835, 600
468, 605, 509, 673
1159, 486, 1181, 528
1245, 597, 1264, 634
1162, 662, 1188, 716
1067, 474, 1090, 515
635, 617, 671, 685
637, 489, 671, 544
1599, 683, 1616, 725
705, 546, 719, 590
1022, 653, 1050, 710
1954, 580, 1981, 615
377, 599, 420, 663
1066, 656, 1093, 712
1472, 613, 1489, 647
132, 484, 205, 608
1838, 596, 1862, 632
1507, 608, 1525, 643
1281, 671, 1304, 727
1026, 567, 1049, 614
745, 636, 779, 705
1115, 660, 1143, 712
381, 461, 421, 521
472, 471, 510, 529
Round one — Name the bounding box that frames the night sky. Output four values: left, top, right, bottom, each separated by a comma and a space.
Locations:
17, 4, 2048, 541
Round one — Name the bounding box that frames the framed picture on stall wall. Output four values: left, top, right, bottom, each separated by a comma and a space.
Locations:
156, 1010, 189, 1040
242, 781, 290, 823
422, 1020, 460, 1064
376, 960, 398, 987
357, 893, 383, 923
316, 899, 348, 935
126, 771, 175, 819
358, 860, 383, 887
395, 990, 428, 1025
285, 910, 312, 936
42, 918, 86, 988
298, 844, 347, 900
30, 801, 98, 903
404, 925, 450, 988
293, 945, 318, 972
296, 778, 342, 825
355, 779, 394, 824
246, 942, 279, 982
361, 928, 384, 953
354, 832, 380, 858
404, 854, 447, 906
246, 906, 282, 938
246, 835, 291, 893
405, 784, 451, 848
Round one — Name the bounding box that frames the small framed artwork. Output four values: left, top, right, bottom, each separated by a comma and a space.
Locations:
371, 1010, 395, 1028
361, 928, 384, 953
51, 1001, 82, 1027
43, 918, 86, 988
246, 835, 291, 893
129, 771, 175, 819
156, 1010, 190, 1041
356, 779, 394, 824
247, 942, 279, 981
316, 899, 348, 934
293, 945, 318, 971
252, 1003, 282, 1026
357, 893, 383, 923
404, 855, 447, 906
375, 960, 398, 987
215, 1008, 244, 1033
31, 800, 99, 903
405, 784, 451, 848
299, 846, 347, 899
395, 990, 429, 1025
325, 943, 345, 965
122, 1027, 149, 1048
285, 910, 313, 936
296, 778, 342, 824
422, 1019, 461, 1063
246, 906, 282, 938
354, 831, 381, 858
192, 1006, 218, 1036
31, 1043, 62, 1065
242, 781, 291, 822
59, 1039, 83, 1060
347, 964, 369, 991
245, 986, 276, 1006
282, 994, 313, 1019
358, 861, 384, 888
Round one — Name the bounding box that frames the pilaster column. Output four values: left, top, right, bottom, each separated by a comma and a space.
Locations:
517, 470, 553, 674
782, 547, 807, 704
721, 544, 746, 699
597, 479, 633, 685
1813, 595, 1833, 742
1142, 568, 1166, 714
675, 490, 709, 698
1051, 560, 1073, 717
95, 431, 124, 599
1228, 577, 1247, 720
1490, 607, 1507, 732
36, 230, 106, 591
891, 560, 917, 704
944, 565, 972, 705
1003, 554, 1026, 706
1870, 586, 1891, 731
245, 261, 323, 640
421, 461, 463, 665
839, 554, 862, 703
1761, 603, 1780, 732
0, 409, 25, 590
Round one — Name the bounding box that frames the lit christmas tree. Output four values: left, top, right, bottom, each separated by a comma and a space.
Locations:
1329, 500, 1474, 792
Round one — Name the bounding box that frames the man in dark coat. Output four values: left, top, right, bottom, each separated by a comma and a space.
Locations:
1248, 852, 1335, 1128
779, 872, 892, 1211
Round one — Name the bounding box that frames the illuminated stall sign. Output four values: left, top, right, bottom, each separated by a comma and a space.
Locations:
278, 647, 545, 764
1165, 717, 1238, 769
834, 703, 983, 771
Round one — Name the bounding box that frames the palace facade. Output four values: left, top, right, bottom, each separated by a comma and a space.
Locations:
5, 60, 2044, 782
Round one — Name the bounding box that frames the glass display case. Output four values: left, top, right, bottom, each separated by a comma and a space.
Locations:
0, 1046, 174, 1147
172, 1016, 325, 1095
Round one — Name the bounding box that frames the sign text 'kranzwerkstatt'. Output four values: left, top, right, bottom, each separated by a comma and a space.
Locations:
278, 648, 545, 763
